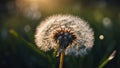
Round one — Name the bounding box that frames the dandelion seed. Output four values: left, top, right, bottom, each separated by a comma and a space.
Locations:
35, 14, 94, 56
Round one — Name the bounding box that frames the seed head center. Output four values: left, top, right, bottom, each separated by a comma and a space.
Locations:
54, 30, 76, 49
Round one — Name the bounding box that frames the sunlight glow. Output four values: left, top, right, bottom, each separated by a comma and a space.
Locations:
15, 0, 46, 20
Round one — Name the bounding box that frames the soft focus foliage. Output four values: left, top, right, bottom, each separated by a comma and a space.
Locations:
0, 0, 120, 68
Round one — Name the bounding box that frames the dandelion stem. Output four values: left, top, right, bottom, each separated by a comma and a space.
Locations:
59, 51, 64, 68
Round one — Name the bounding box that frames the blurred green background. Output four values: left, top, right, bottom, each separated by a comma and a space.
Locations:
0, 0, 120, 68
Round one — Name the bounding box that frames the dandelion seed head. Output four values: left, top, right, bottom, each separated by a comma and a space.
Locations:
35, 14, 94, 56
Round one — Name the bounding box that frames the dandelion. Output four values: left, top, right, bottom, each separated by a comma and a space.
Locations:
35, 14, 94, 68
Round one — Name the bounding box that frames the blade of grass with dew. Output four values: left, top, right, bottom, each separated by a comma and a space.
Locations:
98, 50, 116, 68
9, 29, 52, 62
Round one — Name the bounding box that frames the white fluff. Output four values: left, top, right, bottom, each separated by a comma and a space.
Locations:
35, 14, 94, 56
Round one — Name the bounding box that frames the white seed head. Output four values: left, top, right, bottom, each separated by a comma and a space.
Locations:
35, 14, 94, 56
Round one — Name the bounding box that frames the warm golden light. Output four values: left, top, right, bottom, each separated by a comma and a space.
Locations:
16, 0, 42, 19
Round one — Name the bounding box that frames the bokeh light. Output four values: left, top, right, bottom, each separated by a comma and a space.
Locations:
103, 17, 112, 28
99, 35, 104, 40
24, 25, 31, 32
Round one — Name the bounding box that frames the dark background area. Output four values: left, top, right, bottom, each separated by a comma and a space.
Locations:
0, 0, 120, 68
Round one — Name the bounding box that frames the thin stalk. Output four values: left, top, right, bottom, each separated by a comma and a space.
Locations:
59, 51, 64, 68
98, 50, 116, 68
